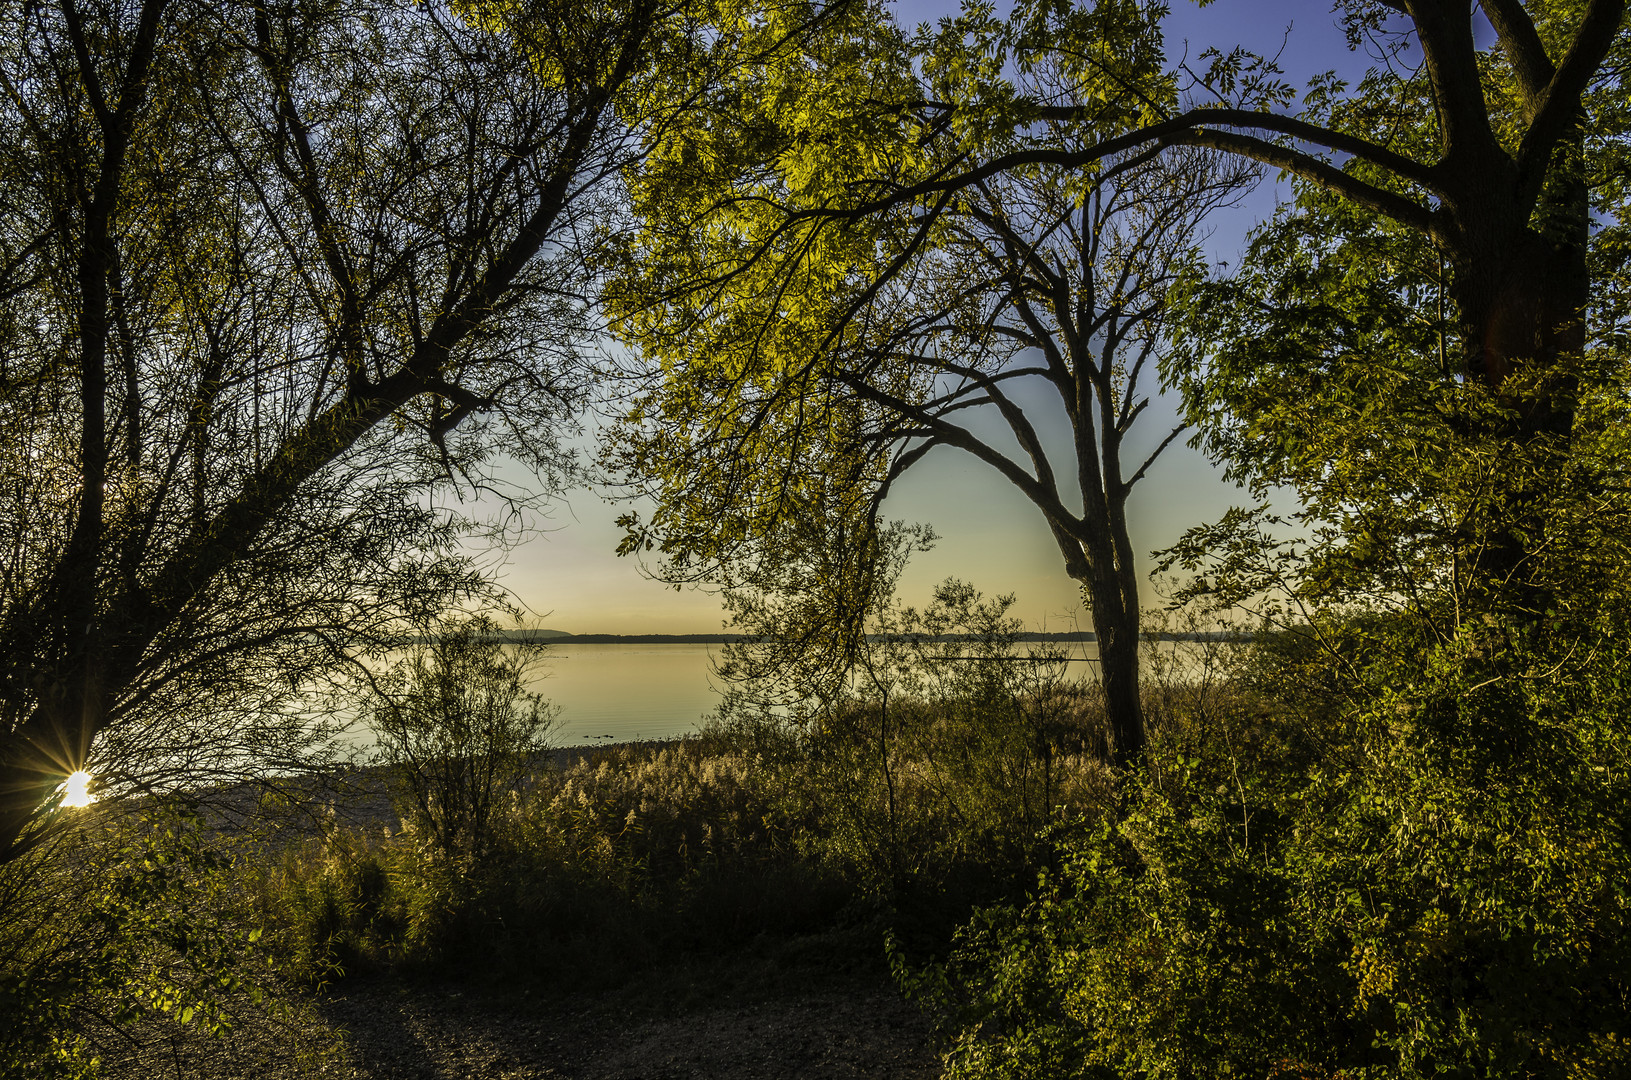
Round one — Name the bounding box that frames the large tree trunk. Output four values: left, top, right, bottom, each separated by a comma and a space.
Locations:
1453, 224, 1587, 403
1078, 548, 1145, 769
1443, 155, 1590, 612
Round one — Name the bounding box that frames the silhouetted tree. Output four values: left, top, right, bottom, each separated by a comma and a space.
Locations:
368, 615, 556, 866
0, 0, 686, 863
612, 144, 1253, 765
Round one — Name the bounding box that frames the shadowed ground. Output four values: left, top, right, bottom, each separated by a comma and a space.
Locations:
98, 948, 942, 1079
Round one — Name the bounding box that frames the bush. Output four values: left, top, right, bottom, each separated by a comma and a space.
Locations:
253, 828, 407, 985
367, 614, 557, 867
1, 810, 277, 1078
917, 626, 1631, 1079
715, 580, 1116, 917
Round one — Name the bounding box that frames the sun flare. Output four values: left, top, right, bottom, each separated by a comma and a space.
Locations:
59, 770, 95, 809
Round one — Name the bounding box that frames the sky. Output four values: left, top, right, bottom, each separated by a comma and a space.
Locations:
491, 0, 1408, 635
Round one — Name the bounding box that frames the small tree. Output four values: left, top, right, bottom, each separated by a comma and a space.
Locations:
368, 617, 556, 866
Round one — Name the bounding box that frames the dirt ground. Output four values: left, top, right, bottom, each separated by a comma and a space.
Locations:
97, 953, 944, 1079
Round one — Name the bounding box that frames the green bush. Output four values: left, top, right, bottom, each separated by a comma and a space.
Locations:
918, 627, 1631, 1079
714, 580, 1116, 919
253, 830, 407, 985
1, 811, 275, 1078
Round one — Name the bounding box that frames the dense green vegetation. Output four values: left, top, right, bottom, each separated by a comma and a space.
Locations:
5, 0, 1631, 1074
257, 587, 1121, 988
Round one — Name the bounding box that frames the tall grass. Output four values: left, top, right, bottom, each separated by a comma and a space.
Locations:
249, 741, 841, 989
251, 662, 1122, 991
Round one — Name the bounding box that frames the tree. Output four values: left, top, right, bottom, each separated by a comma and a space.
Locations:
1145, 0, 1631, 661
368, 615, 556, 866
605, 0, 1253, 765
900, 0, 1626, 410
605, 0, 1627, 765
611, 133, 1253, 765
891, 9, 1631, 1070
0, 0, 712, 866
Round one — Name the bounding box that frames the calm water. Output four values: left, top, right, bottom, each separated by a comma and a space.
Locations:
337, 638, 1227, 752
535, 643, 728, 745
530, 640, 1110, 746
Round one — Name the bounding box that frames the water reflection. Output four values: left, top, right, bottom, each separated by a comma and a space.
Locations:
536, 643, 727, 745
531, 640, 1121, 746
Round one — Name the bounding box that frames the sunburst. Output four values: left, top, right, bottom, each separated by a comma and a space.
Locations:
59, 771, 95, 809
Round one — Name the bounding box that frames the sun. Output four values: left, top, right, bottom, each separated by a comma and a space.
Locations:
59, 770, 95, 809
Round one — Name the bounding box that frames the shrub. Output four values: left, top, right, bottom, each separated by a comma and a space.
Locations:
253, 828, 407, 985
918, 627, 1631, 1079
367, 614, 557, 867
1, 810, 276, 1078
713, 580, 1116, 924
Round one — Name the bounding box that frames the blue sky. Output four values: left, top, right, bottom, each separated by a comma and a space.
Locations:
497, 0, 1406, 634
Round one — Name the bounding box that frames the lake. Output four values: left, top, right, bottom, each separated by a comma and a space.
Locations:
536, 643, 729, 745
334, 642, 738, 752
532, 640, 1112, 746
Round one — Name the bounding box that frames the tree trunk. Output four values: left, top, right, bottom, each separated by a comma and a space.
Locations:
1453, 227, 1587, 405
1444, 159, 1590, 612
1079, 558, 1145, 768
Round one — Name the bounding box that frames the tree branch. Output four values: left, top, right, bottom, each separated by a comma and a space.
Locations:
1175, 128, 1440, 239
1031, 105, 1440, 190
839, 375, 1083, 533
1479, 0, 1556, 107
1125, 422, 1187, 490
1516, 0, 1628, 193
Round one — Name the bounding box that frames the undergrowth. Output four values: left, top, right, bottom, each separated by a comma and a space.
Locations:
251, 679, 1120, 994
